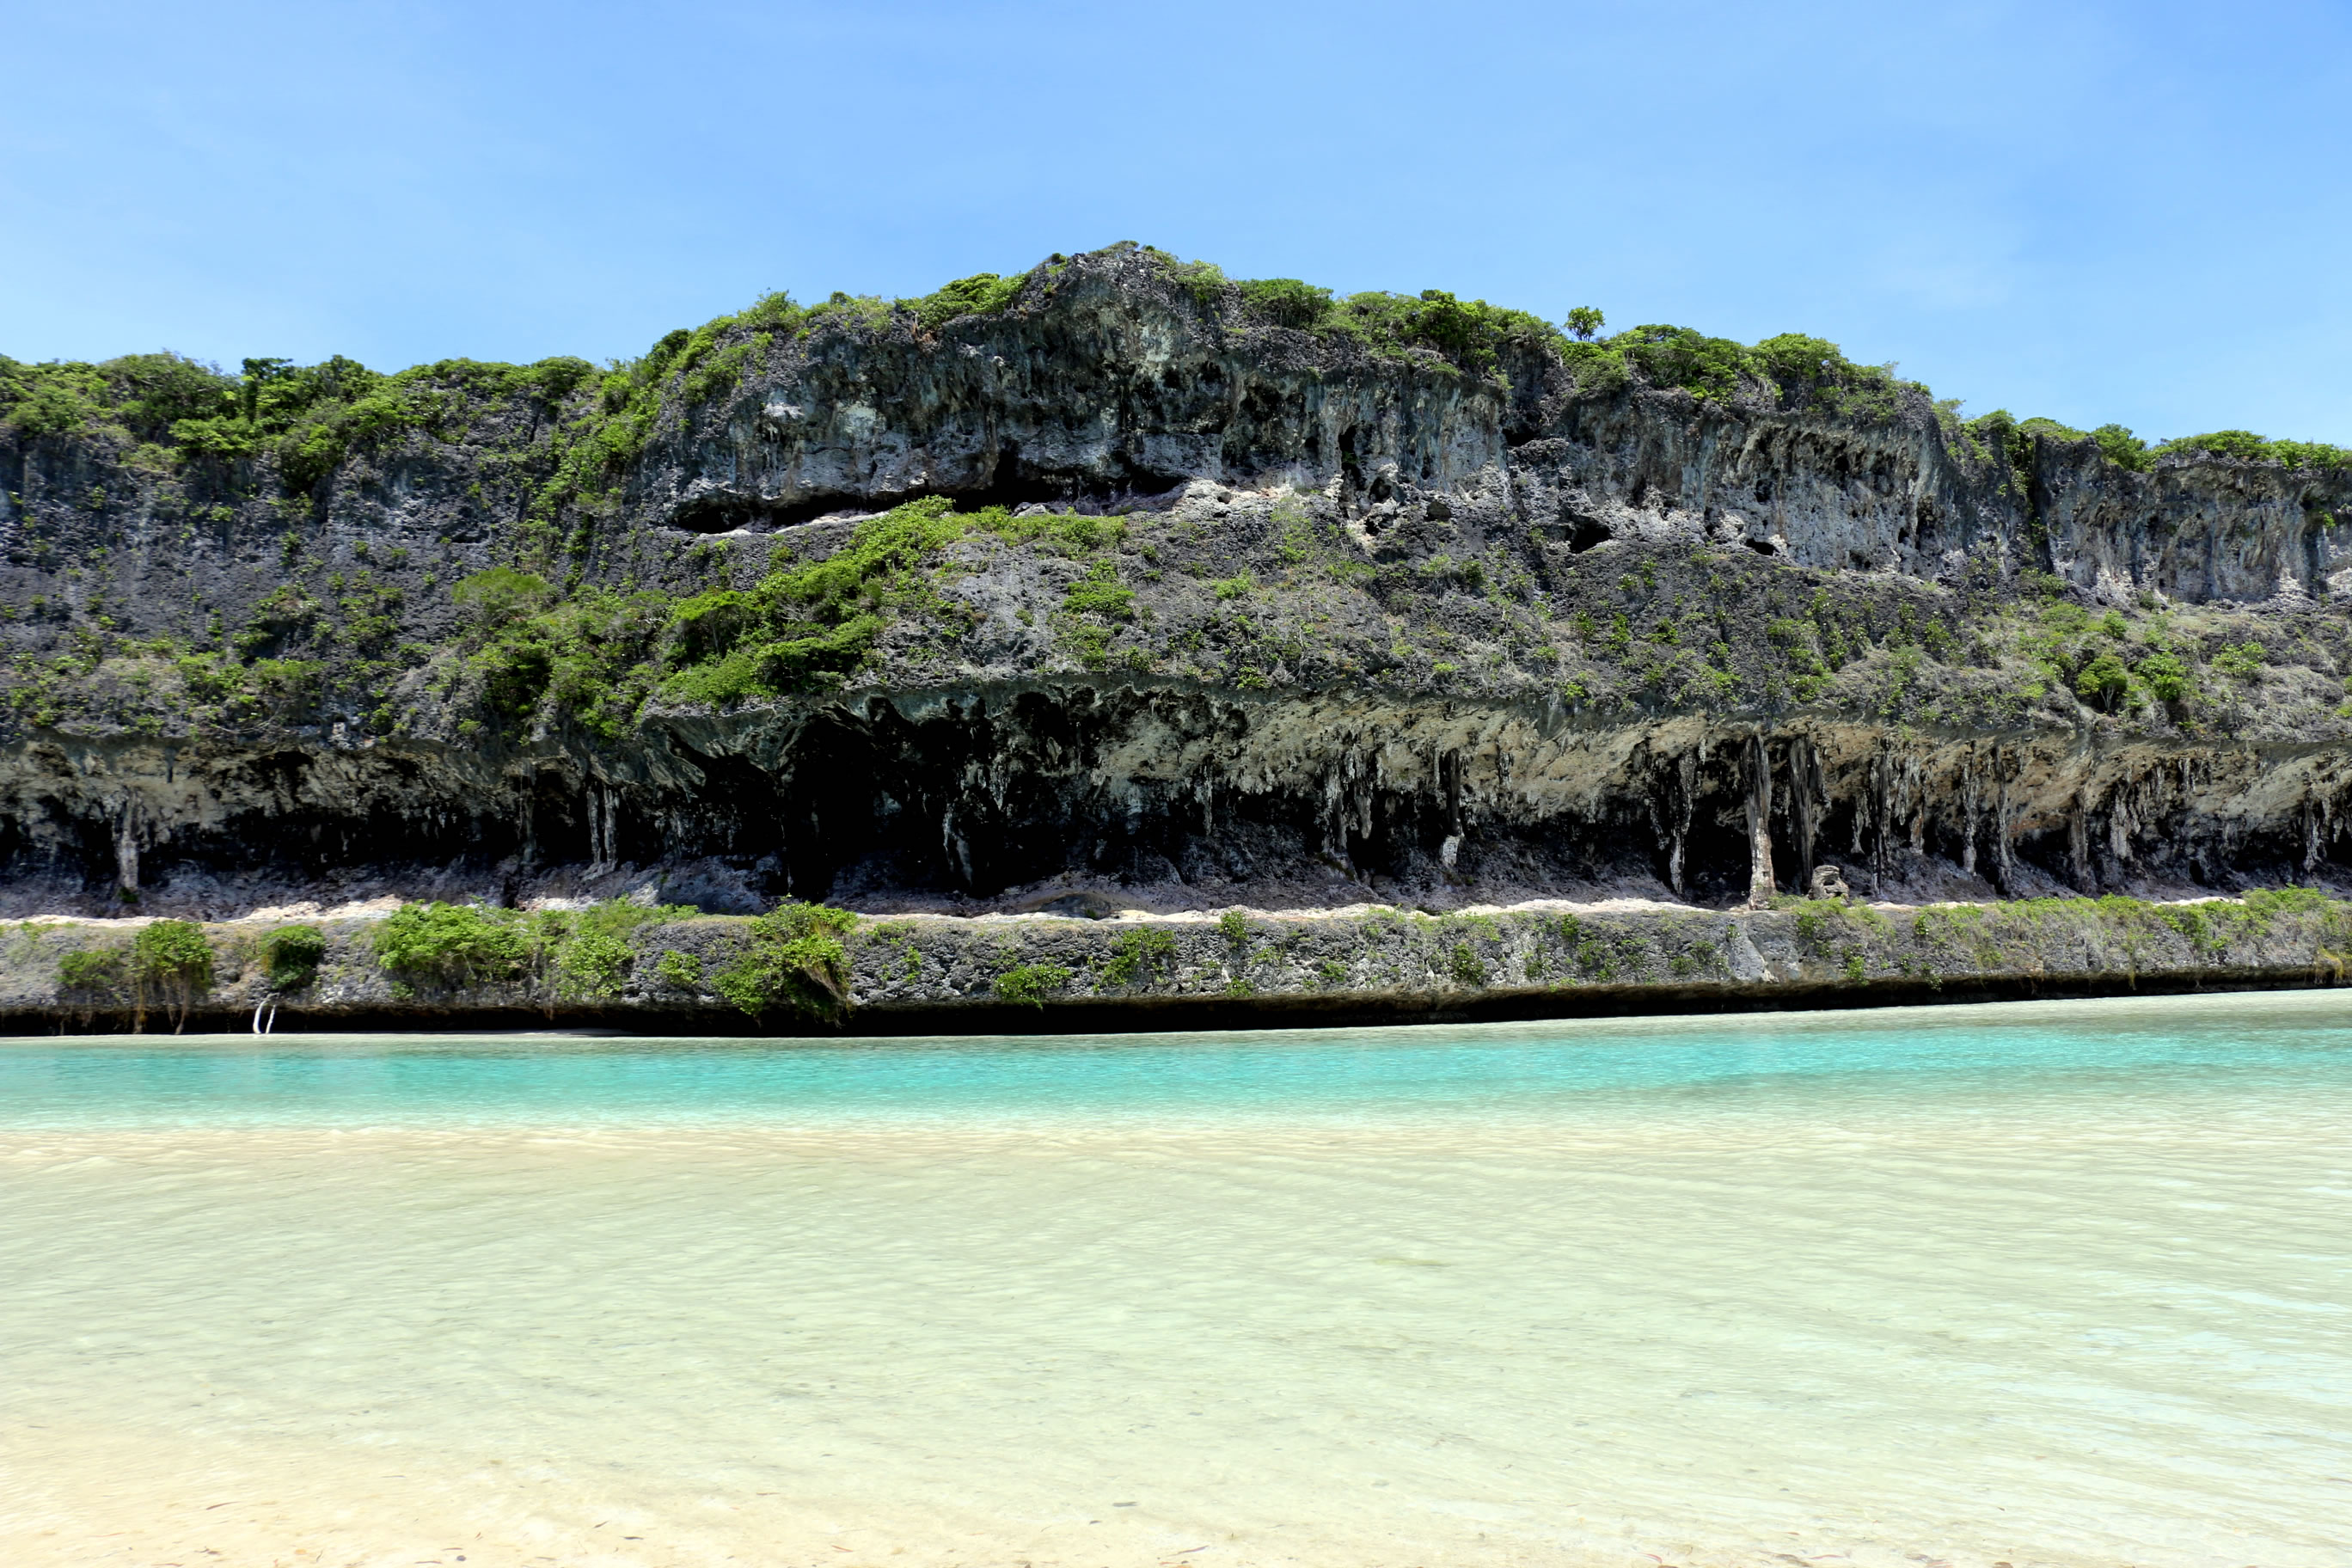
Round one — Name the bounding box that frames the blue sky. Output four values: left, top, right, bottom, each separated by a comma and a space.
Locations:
6, 0, 2349, 443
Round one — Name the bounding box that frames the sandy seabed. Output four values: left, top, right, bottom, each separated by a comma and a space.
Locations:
6, 1001, 2349, 1568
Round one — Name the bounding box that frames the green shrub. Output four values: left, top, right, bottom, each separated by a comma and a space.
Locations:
260, 924, 327, 990
2138, 649, 2191, 701
906, 273, 1026, 331
2212, 641, 2266, 682
2074, 651, 2130, 707
531, 900, 692, 1001
2165, 430, 2272, 462
2242, 885, 2334, 919
1557, 338, 1632, 398
132, 919, 214, 1031
2, 362, 105, 436
2154, 431, 2352, 470
1448, 942, 1487, 988
1620, 323, 1752, 402
2017, 415, 2089, 446
713, 903, 857, 1020
653, 949, 704, 990
451, 567, 556, 624
1321, 289, 1556, 376
1060, 619, 1112, 671
992, 962, 1072, 1008
805, 291, 893, 334
1237, 278, 1333, 329
738, 291, 805, 334
372, 903, 530, 990
1101, 928, 1178, 987
2159, 903, 2217, 949
464, 584, 671, 735
2092, 424, 2147, 470
682, 341, 749, 406
416, 493, 1130, 730
1165, 258, 1228, 306
1063, 559, 1134, 620
1747, 332, 1842, 391
1552, 326, 1916, 415
133, 920, 212, 988
1218, 910, 1250, 946
552, 925, 634, 1001
374, 898, 689, 1002
1057, 559, 1136, 671
660, 496, 972, 703
57, 948, 126, 996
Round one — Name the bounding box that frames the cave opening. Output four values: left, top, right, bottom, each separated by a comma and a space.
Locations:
661, 443, 1193, 536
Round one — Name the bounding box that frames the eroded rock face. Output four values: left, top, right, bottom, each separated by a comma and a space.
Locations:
636, 249, 2352, 597
6, 246, 2352, 918
5, 685, 2350, 918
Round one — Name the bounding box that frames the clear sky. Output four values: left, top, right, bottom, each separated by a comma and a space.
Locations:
6, 0, 2349, 444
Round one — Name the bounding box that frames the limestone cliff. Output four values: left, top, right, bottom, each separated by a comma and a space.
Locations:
6, 242, 2352, 930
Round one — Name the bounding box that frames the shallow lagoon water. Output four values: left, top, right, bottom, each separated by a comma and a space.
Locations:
3, 991, 2349, 1566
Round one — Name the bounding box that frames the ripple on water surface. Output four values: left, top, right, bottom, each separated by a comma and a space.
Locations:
3, 991, 2349, 1568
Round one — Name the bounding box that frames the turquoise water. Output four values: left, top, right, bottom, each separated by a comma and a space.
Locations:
6, 990, 2348, 1127
4, 991, 2350, 1568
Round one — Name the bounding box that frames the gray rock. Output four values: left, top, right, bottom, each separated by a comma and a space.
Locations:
5, 244, 2352, 928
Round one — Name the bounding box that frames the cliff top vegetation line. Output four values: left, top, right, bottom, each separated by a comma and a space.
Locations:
9, 242, 2349, 493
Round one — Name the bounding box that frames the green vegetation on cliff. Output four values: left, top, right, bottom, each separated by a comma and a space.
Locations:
260, 924, 327, 990
50, 917, 216, 1031
11, 242, 2346, 513
9, 242, 2347, 749
0, 349, 597, 493
371, 898, 693, 1001
429, 495, 1134, 726
712, 902, 857, 1020
6, 469, 2348, 751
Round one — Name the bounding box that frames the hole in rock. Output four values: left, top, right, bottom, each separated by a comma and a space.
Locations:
661, 450, 1193, 534
1567, 517, 1613, 553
